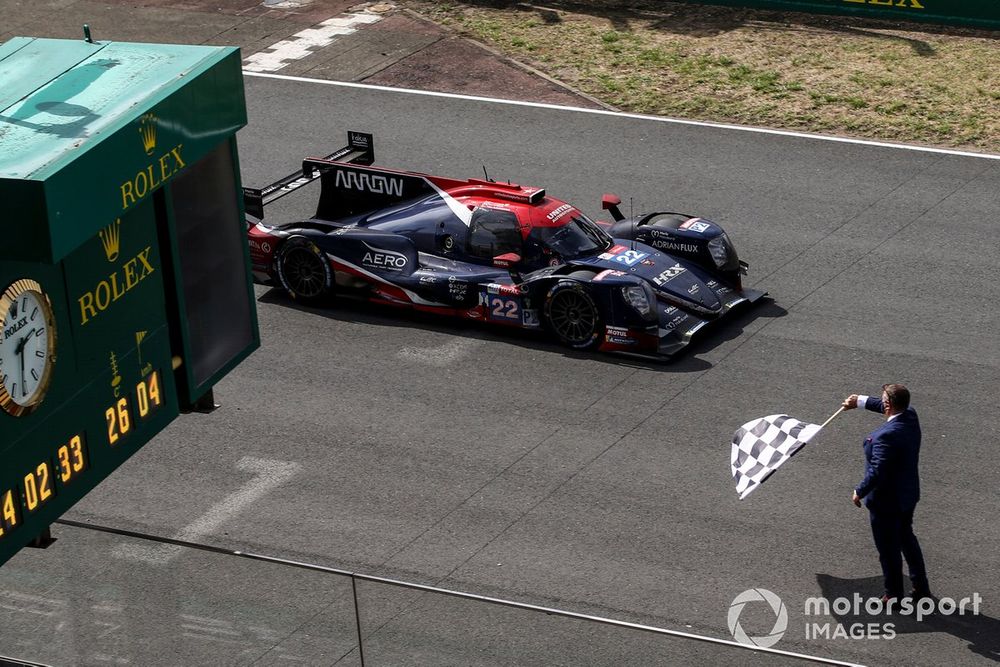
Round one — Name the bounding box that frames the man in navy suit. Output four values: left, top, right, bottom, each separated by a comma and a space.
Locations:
842, 383, 930, 601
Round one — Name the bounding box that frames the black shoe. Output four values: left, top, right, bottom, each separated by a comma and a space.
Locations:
910, 587, 933, 601
880, 593, 900, 606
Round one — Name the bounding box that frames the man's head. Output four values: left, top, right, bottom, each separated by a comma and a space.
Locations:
881, 383, 910, 416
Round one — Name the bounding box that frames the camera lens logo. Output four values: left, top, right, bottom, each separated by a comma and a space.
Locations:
728, 588, 788, 648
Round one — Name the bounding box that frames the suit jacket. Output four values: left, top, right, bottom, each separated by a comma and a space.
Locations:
855, 397, 921, 512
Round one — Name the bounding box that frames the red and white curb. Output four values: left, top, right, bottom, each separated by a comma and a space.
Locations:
243, 3, 394, 73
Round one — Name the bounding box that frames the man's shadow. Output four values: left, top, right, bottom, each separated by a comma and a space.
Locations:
0, 58, 119, 139
816, 574, 1000, 662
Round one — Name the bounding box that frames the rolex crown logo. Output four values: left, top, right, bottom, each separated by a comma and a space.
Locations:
138, 112, 157, 155
99, 219, 122, 262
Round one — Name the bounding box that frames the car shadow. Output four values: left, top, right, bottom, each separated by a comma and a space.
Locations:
815, 573, 1000, 662
256, 288, 784, 372
679, 294, 787, 353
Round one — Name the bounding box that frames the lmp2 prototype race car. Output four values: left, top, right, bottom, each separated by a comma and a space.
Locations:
243, 131, 765, 358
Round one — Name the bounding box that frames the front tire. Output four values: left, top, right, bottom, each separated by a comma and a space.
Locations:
543, 279, 602, 350
276, 236, 333, 304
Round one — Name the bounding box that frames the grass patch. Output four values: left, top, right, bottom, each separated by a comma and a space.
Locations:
405, 1, 1000, 151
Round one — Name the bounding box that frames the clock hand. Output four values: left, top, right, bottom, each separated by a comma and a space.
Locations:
18, 335, 27, 397
14, 327, 35, 356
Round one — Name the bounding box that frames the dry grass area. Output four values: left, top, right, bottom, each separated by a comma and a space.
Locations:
404, 0, 1000, 151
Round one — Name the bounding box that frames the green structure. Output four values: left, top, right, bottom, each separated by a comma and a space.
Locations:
680, 0, 1000, 29
0, 36, 259, 565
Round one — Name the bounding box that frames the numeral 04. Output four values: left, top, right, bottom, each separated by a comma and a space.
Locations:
135, 372, 162, 418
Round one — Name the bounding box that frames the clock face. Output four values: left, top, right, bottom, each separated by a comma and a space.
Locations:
0, 279, 57, 417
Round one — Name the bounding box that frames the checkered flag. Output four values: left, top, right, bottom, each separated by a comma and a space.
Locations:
731, 414, 826, 500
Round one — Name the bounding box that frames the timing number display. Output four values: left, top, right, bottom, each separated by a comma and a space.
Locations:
1, 489, 20, 538
56, 435, 87, 484
105, 370, 162, 445
0, 434, 89, 540
1, 371, 163, 542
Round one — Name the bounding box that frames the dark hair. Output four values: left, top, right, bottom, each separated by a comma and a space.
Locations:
882, 383, 910, 411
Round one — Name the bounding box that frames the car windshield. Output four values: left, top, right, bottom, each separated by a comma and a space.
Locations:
533, 215, 613, 260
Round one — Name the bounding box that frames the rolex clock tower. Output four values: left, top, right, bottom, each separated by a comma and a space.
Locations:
0, 36, 259, 566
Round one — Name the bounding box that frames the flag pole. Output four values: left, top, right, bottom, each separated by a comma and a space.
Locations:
820, 406, 845, 430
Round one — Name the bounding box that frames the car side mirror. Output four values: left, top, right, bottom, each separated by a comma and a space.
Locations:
601, 193, 624, 222
492, 252, 521, 269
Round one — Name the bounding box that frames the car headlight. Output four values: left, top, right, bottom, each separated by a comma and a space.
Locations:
708, 233, 736, 270
622, 284, 653, 317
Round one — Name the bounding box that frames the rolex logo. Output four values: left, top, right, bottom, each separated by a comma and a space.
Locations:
99, 219, 121, 262
138, 113, 157, 155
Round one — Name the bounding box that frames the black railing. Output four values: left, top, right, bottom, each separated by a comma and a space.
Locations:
46, 518, 863, 667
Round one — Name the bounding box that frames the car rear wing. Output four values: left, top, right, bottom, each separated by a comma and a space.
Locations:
242, 131, 375, 220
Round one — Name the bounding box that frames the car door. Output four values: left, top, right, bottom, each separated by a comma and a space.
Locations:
466, 206, 523, 263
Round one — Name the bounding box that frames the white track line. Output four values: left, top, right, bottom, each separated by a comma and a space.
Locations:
243, 12, 383, 73
397, 338, 481, 367
111, 457, 300, 564
243, 71, 1000, 161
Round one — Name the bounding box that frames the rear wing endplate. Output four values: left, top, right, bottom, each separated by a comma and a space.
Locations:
242, 131, 374, 220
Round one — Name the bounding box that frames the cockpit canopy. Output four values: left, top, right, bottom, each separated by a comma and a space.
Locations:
355, 189, 614, 271
467, 201, 613, 270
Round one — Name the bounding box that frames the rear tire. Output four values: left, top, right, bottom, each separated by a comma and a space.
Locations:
276, 236, 333, 304
543, 278, 602, 350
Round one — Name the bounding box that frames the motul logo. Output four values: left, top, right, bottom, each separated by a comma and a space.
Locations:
334, 169, 403, 196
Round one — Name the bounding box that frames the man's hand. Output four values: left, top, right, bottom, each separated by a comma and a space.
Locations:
852, 490, 862, 508
842, 394, 859, 410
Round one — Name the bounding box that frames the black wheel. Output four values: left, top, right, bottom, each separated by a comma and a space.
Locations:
543, 278, 602, 350
276, 236, 333, 303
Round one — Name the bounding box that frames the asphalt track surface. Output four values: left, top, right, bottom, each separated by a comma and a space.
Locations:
2, 76, 999, 666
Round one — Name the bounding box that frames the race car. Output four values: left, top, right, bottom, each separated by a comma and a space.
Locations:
243, 131, 765, 358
